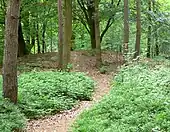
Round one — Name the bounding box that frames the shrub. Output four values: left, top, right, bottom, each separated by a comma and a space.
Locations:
0, 98, 26, 132
72, 64, 170, 132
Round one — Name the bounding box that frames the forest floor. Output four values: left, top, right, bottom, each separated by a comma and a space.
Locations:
18, 51, 123, 132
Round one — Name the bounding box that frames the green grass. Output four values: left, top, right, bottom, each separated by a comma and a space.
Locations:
0, 71, 94, 131
72, 64, 170, 132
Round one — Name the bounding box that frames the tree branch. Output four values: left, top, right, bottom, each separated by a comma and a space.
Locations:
100, 0, 121, 42
77, 0, 90, 25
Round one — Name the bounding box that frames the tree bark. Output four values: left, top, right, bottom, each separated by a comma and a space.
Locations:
42, 22, 46, 53
94, 0, 102, 67
63, 0, 72, 69
2, 0, 20, 104
152, 1, 159, 56
123, 0, 129, 55
58, 0, 63, 69
87, 0, 96, 49
36, 23, 40, 53
134, 0, 141, 59
147, 0, 151, 58
89, 24, 96, 49
18, 20, 26, 57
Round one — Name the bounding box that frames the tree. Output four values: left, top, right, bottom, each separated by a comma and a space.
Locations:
94, 0, 102, 67
18, 20, 26, 57
147, 0, 152, 58
63, 0, 72, 69
2, 0, 21, 104
152, 0, 159, 56
58, 0, 63, 69
123, 0, 129, 55
76, 0, 121, 49
134, 0, 141, 59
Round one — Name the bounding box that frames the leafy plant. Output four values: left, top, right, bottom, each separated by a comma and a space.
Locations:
17, 71, 94, 118
99, 65, 108, 74
72, 64, 170, 132
0, 71, 94, 130
0, 98, 26, 132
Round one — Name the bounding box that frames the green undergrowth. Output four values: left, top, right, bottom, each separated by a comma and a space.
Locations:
0, 98, 26, 132
18, 71, 94, 118
72, 63, 170, 132
0, 71, 94, 131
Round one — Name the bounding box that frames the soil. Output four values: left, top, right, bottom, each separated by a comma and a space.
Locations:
20, 51, 123, 132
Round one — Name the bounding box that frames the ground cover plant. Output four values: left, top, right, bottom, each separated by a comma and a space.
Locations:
18, 71, 95, 118
0, 71, 94, 131
0, 97, 26, 132
72, 63, 170, 132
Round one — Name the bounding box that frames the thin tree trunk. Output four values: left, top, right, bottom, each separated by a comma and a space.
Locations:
31, 22, 36, 54
94, 0, 102, 67
18, 20, 26, 57
32, 37, 35, 54
2, 0, 20, 104
63, 0, 72, 69
153, 1, 159, 56
147, 0, 151, 58
90, 26, 96, 49
36, 23, 40, 53
123, 0, 129, 55
42, 22, 46, 54
50, 19, 53, 52
155, 30, 159, 56
134, 0, 141, 59
87, 0, 96, 49
58, 0, 63, 69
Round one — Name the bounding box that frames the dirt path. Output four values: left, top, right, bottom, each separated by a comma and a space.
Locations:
26, 71, 114, 132
24, 51, 122, 132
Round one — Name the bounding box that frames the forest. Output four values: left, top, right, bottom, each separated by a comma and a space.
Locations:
0, 0, 170, 131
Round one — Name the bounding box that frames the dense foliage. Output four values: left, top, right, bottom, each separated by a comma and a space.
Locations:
0, 71, 94, 130
72, 64, 170, 132
0, 0, 170, 63
0, 98, 26, 132
17, 71, 94, 118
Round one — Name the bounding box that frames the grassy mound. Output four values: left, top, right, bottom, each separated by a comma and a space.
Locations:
0, 98, 26, 132
72, 64, 170, 132
0, 71, 94, 131
18, 71, 94, 118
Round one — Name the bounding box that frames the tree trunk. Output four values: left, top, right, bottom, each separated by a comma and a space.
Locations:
90, 24, 96, 49
155, 29, 159, 56
22, 11, 30, 45
153, 1, 159, 56
77, 0, 121, 49
36, 23, 40, 53
87, 1, 96, 49
63, 0, 72, 69
2, 0, 20, 104
58, 0, 63, 69
147, 0, 151, 58
50, 19, 53, 52
123, 0, 129, 55
42, 22, 46, 54
18, 21, 26, 57
94, 0, 102, 67
134, 0, 141, 59
31, 22, 36, 54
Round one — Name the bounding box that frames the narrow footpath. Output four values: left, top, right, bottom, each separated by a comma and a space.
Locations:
26, 71, 114, 132
25, 51, 121, 132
